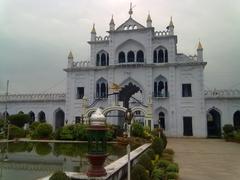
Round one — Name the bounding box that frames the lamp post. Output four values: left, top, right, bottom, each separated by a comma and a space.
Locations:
86, 108, 108, 177
124, 108, 133, 180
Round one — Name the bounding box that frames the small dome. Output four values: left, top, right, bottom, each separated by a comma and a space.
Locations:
90, 108, 106, 126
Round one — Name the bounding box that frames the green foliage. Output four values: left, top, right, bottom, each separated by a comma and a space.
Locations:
59, 125, 74, 140
160, 131, 167, 149
138, 154, 153, 173
0, 119, 4, 128
152, 137, 164, 156
8, 142, 28, 152
8, 114, 30, 128
105, 130, 114, 141
36, 123, 53, 139
50, 171, 70, 180
131, 164, 149, 180
73, 124, 87, 140
157, 159, 171, 169
131, 122, 144, 137
161, 153, 174, 162
145, 148, 155, 160
53, 143, 87, 157
234, 131, 240, 141
164, 148, 175, 155
111, 124, 124, 137
166, 163, 179, 173
151, 168, 165, 180
29, 121, 40, 131
166, 172, 178, 180
223, 124, 234, 134
35, 143, 52, 156
9, 125, 25, 139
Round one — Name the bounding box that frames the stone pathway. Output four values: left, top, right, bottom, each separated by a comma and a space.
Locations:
167, 138, 240, 180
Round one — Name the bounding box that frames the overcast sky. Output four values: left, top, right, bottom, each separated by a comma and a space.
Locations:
0, 0, 240, 94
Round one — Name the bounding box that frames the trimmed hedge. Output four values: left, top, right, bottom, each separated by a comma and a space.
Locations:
36, 123, 53, 139
131, 122, 144, 137
9, 125, 25, 139
131, 164, 149, 180
50, 171, 70, 180
152, 137, 164, 156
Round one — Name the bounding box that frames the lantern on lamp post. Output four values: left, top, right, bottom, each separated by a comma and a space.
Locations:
86, 108, 108, 177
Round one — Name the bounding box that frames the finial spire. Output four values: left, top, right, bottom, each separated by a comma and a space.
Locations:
169, 16, 174, 27
147, 11, 152, 22
110, 15, 115, 25
129, 2, 133, 17
197, 41, 203, 50
68, 51, 73, 59
91, 23, 96, 34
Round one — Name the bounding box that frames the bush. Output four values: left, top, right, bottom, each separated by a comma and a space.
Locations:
73, 124, 87, 140
8, 114, 30, 128
9, 125, 25, 139
36, 123, 53, 139
234, 131, 240, 141
166, 172, 178, 180
131, 164, 149, 180
138, 154, 153, 173
50, 171, 70, 180
29, 121, 40, 131
151, 168, 165, 180
166, 163, 179, 173
145, 148, 155, 160
59, 125, 74, 140
131, 122, 144, 137
160, 131, 167, 149
223, 124, 234, 134
35, 142, 52, 156
161, 153, 174, 162
152, 137, 164, 156
164, 148, 175, 155
157, 159, 171, 169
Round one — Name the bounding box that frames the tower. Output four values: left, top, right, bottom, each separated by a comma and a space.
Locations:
91, 24, 96, 41
167, 17, 174, 35
197, 41, 203, 61
68, 51, 73, 68
109, 15, 115, 31
146, 12, 152, 28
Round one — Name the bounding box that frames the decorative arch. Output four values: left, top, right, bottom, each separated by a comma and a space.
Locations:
102, 106, 127, 115
207, 107, 221, 137
120, 77, 144, 93
154, 75, 168, 97
154, 106, 168, 129
132, 107, 146, 115
118, 51, 126, 63
153, 46, 168, 63
96, 77, 108, 98
54, 108, 65, 129
38, 111, 46, 123
96, 50, 109, 66
127, 51, 135, 62
233, 111, 240, 129
136, 50, 144, 62
28, 111, 35, 124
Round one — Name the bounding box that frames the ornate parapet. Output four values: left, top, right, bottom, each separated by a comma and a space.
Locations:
0, 93, 66, 103
204, 89, 240, 99
72, 61, 90, 68
154, 30, 170, 37
95, 35, 110, 42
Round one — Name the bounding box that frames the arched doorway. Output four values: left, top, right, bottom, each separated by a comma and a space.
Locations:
55, 109, 65, 129
233, 111, 240, 130
159, 112, 165, 129
38, 111, 46, 123
29, 111, 35, 124
207, 108, 221, 138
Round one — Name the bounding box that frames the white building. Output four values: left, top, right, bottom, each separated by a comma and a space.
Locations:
0, 9, 240, 137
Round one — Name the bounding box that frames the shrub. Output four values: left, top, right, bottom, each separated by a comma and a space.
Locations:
223, 124, 234, 134
131, 164, 149, 180
8, 114, 30, 128
131, 122, 144, 137
50, 171, 70, 180
152, 137, 164, 156
105, 130, 114, 141
138, 154, 153, 173
35, 142, 52, 156
166, 172, 178, 180
164, 148, 175, 155
151, 168, 165, 180
59, 125, 74, 140
166, 163, 179, 173
9, 125, 25, 139
161, 153, 174, 162
234, 131, 240, 141
29, 121, 40, 131
73, 124, 87, 140
157, 159, 171, 169
160, 131, 167, 149
145, 148, 155, 160
36, 123, 53, 139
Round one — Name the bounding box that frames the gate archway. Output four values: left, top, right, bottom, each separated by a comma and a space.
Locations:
54, 108, 65, 129
233, 111, 240, 129
207, 108, 221, 138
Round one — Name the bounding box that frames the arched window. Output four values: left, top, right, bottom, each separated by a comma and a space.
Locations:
38, 111, 46, 123
154, 75, 168, 97
96, 78, 108, 98
136, 50, 144, 62
101, 53, 106, 66
55, 109, 65, 129
119, 52, 125, 63
107, 54, 109, 65
29, 111, 35, 124
158, 49, 164, 63
159, 112, 165, 129
153, 50, 157, 63
127, 51, 135, 62
153, 47, 168, 63
233, 111, 240, 130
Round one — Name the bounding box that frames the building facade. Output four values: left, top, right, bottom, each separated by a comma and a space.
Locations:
0, 10, 240, 137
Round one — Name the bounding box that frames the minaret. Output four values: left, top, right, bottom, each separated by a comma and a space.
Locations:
91, 24, 96, 41
68, 51, 73, 68
197, 41, 203, 61
146, 12, 152, 27
167, 17, 174, 35
109, 15, 115, 31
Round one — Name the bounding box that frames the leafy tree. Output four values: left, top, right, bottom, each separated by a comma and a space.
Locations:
9, 125, 25, 139
36, 123, 53, 139
8, 114, 30, 128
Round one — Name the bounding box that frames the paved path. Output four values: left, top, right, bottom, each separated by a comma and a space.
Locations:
167, 138, 240, 180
